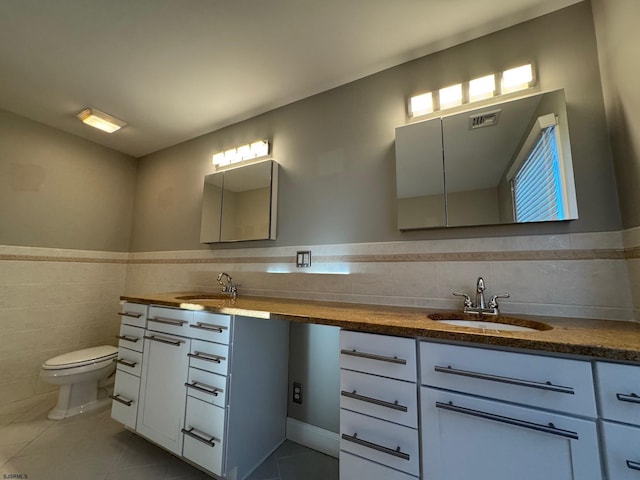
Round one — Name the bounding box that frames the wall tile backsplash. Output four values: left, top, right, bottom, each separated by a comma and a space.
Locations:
1, 228, 638, 408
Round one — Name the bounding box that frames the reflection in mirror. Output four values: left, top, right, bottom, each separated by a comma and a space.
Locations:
443, 89, 577, 227
394, 89, 578, 229
200, 160, 278, 243
395, 117, 446, 229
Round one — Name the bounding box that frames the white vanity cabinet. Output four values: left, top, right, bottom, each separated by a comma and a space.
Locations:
595, 362, 640, 479
137, 306, 192, 455
339, 330, 420, 480
420, 342, 602, 480
111, 301, 148, 430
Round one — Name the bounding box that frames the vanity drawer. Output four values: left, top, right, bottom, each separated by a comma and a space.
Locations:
182, 396, 225, 477
340, 369, 418, 428
115, 347, 143, 377
340, 409, 419, 477
340, 451, 417, 480
189, 339, 230, 376
116, 324, 145, 352
119, 302, 148, 328
595, 362, 640, 425
188, 312, 231, 345
147, 306, 192, 336
110, 370, 140, 430
601, 421, 640, 479
186, 367, 227, 408
420, 342, 597, 417
340, 331, 416, 382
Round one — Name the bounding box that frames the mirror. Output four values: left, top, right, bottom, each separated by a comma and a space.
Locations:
395, 89, 578, 230
200, 160, 278, 243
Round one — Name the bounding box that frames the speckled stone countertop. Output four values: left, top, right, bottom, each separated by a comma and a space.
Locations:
121, 292, 640, 363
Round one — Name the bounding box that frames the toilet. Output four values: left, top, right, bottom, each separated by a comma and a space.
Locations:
40, 345, 118, 420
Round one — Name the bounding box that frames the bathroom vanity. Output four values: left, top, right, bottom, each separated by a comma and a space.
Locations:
113, 292, 640, 480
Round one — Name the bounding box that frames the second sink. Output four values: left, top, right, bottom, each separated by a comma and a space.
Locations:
428, 312, 552, 332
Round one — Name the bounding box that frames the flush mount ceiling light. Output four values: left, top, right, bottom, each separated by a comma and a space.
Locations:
212, 140, 270, 168
76, 108, 126, 133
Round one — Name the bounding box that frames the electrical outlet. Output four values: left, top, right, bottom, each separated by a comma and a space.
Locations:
292, 382, 303, 404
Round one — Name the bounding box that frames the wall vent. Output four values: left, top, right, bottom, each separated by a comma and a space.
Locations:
469, 109, 501, 129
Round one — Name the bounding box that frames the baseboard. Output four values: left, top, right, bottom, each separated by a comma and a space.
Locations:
285, 417, 340, 459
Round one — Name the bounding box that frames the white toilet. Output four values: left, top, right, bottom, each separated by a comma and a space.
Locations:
40, 345, 118, 420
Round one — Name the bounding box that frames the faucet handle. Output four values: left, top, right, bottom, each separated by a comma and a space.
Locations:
453, 291, 473, 308
488, 293, 510, 308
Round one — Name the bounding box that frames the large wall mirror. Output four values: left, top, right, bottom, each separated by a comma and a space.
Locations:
200, 159, 278, 243
395, 89, 578, 230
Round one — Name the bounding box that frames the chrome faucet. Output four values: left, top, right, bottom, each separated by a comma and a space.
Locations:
453, 276, 509, 316
217, 272, 237, 300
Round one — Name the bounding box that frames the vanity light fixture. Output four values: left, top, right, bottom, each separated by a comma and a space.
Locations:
76, 108, 126, 133
212, 140, 270, 168
439, 84, 463, 110
408, 63, 535, 118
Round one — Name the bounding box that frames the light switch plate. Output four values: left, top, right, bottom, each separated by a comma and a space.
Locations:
296, 250, 311, 267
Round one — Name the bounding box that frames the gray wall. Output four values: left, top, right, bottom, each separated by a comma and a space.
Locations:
0, 109, 137, 251
130, 2, 619, 253
592, 0, 640, 229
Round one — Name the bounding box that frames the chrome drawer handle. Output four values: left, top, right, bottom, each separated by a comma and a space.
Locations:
341, 433, 410, 461
341, 390, 408, 412
340, 349, 407, 365
617, 393, 640, 404
190, 322, 228, 333
434, 365, 575, 395
115, 358, 137, 368
185, 381, 223, 396
627, 460, 640, 471
109, 394, 133, 407
148, 316, 187, 326
188, 351, 226, 363
182, 427, 218, 447
118, 311, 142, 319
435, 401, 579, 440
115, 334, 139, 343
144, 335, 184, 346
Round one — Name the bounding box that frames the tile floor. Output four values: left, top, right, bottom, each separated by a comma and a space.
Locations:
0, 397, 338, 480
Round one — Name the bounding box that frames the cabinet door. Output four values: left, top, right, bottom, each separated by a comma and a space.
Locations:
137, 333, 190, 455
421, 387, 602, 480
340, 451, 417, 480
601, 421, 640, 480
111, 370, 140, 430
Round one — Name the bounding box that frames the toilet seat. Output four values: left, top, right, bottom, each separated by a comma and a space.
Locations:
42, 345, 118, 371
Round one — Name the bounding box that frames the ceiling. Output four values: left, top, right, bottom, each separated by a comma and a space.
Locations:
0, 0, 582, 158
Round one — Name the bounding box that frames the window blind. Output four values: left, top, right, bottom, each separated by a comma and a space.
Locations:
512, 125, 566, 222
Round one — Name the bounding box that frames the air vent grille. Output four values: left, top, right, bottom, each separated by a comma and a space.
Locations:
469, 109, 501, 129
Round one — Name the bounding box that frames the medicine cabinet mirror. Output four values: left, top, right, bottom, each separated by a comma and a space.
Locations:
395, 89, 578, 230
200, 159, 278, 243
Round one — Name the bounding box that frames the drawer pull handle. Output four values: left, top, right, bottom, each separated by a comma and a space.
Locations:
188, 351, 226, 363
617, 393, 640, 404
148, 316, 187, 326
118, 311, 142, 319
115, 335, 139, 343
190, 322, 228, 333
435, 401, 579, 440
341, 433, 410, 461
185, 381, 223, 396
340, 349, 407, 365
182, 427, 218, 447
627, 460, 640, 471
434, 365, 574, 395
340, 390, 408, 412
115, 358, 137, 368
109, 394, 133, 407
144, 335, 184, 346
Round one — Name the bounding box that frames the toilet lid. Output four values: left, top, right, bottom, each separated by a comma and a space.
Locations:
43, 345, 118, 369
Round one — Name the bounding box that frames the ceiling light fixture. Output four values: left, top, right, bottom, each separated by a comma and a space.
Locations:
212, 140, 270, 168
76, 108, 126, 133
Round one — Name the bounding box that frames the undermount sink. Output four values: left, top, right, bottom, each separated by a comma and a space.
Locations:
428, 312, 552, 332
174, 294, 232, 302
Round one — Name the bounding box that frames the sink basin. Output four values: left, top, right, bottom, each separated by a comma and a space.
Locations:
428, 313, 551, 332
174, 294, 233, 302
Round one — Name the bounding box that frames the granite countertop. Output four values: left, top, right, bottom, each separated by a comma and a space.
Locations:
121, 292, 640, 363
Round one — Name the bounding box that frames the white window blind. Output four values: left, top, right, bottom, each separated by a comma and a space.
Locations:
512, 125, 566, 222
